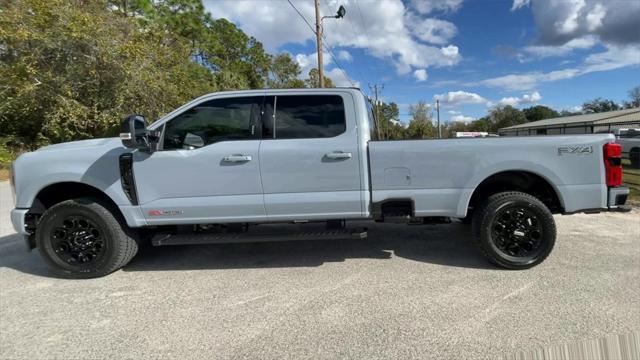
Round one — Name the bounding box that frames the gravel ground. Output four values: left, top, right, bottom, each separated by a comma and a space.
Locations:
1, 181, 639, 359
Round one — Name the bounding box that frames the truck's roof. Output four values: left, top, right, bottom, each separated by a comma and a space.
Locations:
148, 87, 365, 130
198, 87, 363, 97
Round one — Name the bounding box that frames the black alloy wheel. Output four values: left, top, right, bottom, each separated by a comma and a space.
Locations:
490, 205, 543, 258
50, 215, 106, 265
472, 191, 556, 269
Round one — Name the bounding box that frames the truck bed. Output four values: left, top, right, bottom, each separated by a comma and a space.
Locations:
368, 134, 614, 218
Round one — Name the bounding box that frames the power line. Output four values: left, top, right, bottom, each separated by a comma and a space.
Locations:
353, 0, 382, 94
320, 0, 368, 87
286, 0, 356, 88
286, 0, 316, 35
369, 83, 384, 139
323, 43, 356, 87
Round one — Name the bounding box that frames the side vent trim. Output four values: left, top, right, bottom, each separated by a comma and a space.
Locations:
119, 153, 139, 205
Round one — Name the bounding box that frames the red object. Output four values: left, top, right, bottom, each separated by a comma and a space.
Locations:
148, 210, 162, 216
603, 143, 622, 187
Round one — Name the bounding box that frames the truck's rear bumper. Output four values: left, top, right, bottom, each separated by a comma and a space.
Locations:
608, 186, 631, 212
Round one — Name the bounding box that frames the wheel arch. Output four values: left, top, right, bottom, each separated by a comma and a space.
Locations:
462, 170, 564, 217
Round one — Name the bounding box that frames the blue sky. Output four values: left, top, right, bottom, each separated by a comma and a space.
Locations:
206, 0, 640, 123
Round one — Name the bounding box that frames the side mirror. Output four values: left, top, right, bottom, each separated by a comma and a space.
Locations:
120, 115, 155, 151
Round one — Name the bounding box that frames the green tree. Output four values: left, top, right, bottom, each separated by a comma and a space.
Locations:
406, 101, 435, 139
0, 0, 215, 147
624, 86, 640, 109
582, 97, 621, 113
110, 0, 271, 90
489, 106, 527, 132
305, 68, 334, 88
375, 102, 404, 140
268, 54, 305, 88
443, 121, 471, 138
523, 105, 559, 122
467, 117, 492, 132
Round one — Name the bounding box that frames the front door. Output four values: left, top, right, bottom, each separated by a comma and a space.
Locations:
259, 93, 363, 221
133, 95, 266, 225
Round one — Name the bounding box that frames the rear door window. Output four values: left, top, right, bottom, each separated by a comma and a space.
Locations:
263, 95, 346, 139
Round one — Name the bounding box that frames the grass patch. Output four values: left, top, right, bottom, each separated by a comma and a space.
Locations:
622, 159, 640, 203
0, 168, 9, 182
0, 139, 17, 182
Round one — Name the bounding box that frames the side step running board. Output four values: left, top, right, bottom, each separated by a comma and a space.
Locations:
151, 227, 368, 246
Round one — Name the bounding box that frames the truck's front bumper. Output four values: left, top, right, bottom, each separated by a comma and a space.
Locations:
608, 186, 632, 212
10, 208, 29, 235
10, 208, 35, 251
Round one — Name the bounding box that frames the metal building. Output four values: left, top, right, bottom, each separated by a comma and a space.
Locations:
499, 108, 640, 136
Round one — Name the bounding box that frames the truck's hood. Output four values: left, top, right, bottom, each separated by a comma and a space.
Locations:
36, 138, 122, 152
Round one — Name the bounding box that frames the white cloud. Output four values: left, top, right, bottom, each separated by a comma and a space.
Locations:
294, 51, 358, 87
586, 3, 606, 32
511, 0, 530, 11
434, 90, 486, 105
205, 0, 463, 75
516, 0, 640, 46
337, 50, 353, 62
582, 44, 640, 72
413, 69, 428, 81
325, 68, 360, 88
410, 0, 464, 14
441, 45, 459, 57
480, 69, 580, 90
451, 114, 475, 122
497, 91, 542, 107
407, 16, 458, 45
294, 52, 332, 76
524, 35, 597, 58
479, 44, 640, 90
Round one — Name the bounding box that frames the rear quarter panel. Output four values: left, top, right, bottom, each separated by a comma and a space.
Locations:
369, 134, 614, 217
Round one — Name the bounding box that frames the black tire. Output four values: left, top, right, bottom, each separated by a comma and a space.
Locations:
472, 191, 556, 269
36, 198, 138, 278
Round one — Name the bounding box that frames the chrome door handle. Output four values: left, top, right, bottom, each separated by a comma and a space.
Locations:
222, 154, 252, 163
325, 151, 352, 160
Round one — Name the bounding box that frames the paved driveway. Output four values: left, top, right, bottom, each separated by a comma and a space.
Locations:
1, 181, 639, 359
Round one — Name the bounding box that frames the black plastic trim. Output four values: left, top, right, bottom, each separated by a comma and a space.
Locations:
119, 153, 139, 205
615, 193, 628, 206
371, 198, 415, 220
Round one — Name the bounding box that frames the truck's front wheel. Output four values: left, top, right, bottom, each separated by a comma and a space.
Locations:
36, 198, 138, 278
472, 191, 556, 269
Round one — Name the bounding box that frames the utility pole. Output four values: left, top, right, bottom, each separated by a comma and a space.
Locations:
314, 3, 346, 88
436, 99, 441, 139
314, 0, 324, 88
369, 84, 384, 139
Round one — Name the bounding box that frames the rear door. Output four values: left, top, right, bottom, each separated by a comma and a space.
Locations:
259, 92, 363, 221
133, 95, 266, 225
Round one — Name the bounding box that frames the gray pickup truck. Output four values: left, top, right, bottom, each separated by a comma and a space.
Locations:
9, 88, 630, 277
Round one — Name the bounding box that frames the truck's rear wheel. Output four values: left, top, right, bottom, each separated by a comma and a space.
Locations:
36, 198, 138, 278
472, 191, 556, 269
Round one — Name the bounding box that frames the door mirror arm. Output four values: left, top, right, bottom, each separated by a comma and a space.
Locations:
120, 114, 158, 152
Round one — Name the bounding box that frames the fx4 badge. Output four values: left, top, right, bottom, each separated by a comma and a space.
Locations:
557, 146, 593, 156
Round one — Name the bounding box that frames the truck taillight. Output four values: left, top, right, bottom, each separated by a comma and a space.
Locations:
603, 143, 622, 187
